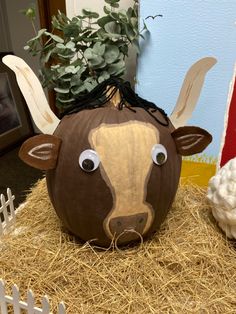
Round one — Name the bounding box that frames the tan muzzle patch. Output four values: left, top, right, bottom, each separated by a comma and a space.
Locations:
89, 121, 159, 239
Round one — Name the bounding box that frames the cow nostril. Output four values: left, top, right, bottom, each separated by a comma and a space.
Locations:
108, 213, 148, 244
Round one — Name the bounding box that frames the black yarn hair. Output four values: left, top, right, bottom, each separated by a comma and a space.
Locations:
61, 77, 169, 126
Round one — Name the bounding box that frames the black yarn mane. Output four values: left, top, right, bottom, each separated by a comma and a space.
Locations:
61, 77, 169, 126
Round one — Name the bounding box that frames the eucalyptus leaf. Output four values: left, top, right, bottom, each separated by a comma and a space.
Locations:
89, 56, 105, 67
52, 16, 60, 29
110, 3, 119, 8
93, 42, 106, 56
71, 58, 83, 66
45, 32, 64, 43
105, 0, 119, 4
54, 87, 70, 93
108, 59, 125, 75
124, 24, 136, 41
57, 11, 69, 23
65, 65, 76, 73
82, 9, 99, 19
84, 48, 94, 59
91, 60, 106, 70
97, 16, 114, 28
70, 75, 82, 87
130, 17, 138, 28
43, 49, 54, 63
63, 23, 81, 37
66, 41, 75, 49
84, 78, 97, 92
104, 45, 119, 64
51, 64, 60, 69
28, 28, 46, 42
110, 12, 119, 20
58, 71, 72, 79
103, 6, 111, 15
83, 37, 97, 43
56, 43, 65, 49
119, 45, 128, 56
60, 76, 72, 82
58, 52, 76, 59
127, 8, 133, 20
57, 96, 75, 104
98, 71, 110, 83
104, 21, 121, 35
71, 84, 86, 95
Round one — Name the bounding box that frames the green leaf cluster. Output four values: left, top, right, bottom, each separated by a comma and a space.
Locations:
24, 0, 152, 109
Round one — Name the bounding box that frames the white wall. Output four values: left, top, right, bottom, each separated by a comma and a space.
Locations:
66, 0, 135, 17
65, 0, 137, 84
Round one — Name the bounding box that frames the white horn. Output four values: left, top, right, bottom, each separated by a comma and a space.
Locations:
2, 55, 60, 134
170, 57, 217, 128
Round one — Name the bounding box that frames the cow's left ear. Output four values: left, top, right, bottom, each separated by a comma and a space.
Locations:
19, 134, 62, 170
171, 126, 212, 156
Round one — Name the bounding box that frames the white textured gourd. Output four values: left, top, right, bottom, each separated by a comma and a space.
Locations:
207, 158, 236, 238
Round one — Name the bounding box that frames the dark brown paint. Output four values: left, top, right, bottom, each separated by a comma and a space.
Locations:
19, 134, 61, 170
172, 126, 212, 156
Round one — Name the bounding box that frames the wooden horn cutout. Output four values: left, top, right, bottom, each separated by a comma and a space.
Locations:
2, 55, 60, 134
170, 57, 217, 128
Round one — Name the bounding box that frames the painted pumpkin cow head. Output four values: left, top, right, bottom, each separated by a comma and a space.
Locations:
3, 56, 216, 247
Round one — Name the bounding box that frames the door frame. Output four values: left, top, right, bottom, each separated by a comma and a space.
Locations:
37, 0, 66, 114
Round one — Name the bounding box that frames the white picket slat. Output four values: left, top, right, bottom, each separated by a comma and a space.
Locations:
27, 290, 35, 313
7, 188, 16, 223
41, 295, 51, 313
12, 284, 21, 314
1, 194, 9, 225
0, 280, 8, 314
58, 302, 66, 314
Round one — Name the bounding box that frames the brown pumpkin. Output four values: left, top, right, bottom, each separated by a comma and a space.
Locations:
19, 79, 212, 247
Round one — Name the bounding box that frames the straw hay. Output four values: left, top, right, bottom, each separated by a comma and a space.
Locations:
1, 178, 236, 313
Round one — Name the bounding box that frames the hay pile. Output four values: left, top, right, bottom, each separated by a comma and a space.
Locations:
1, 178, 236, 313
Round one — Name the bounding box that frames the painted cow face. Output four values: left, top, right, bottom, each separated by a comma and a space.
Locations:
19, 107, 211, 246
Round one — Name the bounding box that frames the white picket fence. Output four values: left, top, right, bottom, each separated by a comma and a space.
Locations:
0, 188, 16, 235
0, 280, 66, 314
0, 190, 66, 313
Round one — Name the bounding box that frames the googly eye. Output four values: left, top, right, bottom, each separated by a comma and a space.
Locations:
151, 144, 167, 165
79, 149, 100, 172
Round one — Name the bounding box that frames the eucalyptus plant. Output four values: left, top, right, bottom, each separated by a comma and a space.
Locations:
23, 0, 149, 109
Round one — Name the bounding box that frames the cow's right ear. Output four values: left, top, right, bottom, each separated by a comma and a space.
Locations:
19, 134, 61, 170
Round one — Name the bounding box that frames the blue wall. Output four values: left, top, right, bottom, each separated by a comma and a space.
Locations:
137, 0, 236, 158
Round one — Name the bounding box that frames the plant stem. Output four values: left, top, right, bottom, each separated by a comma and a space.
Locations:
31, 19, 38, 36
